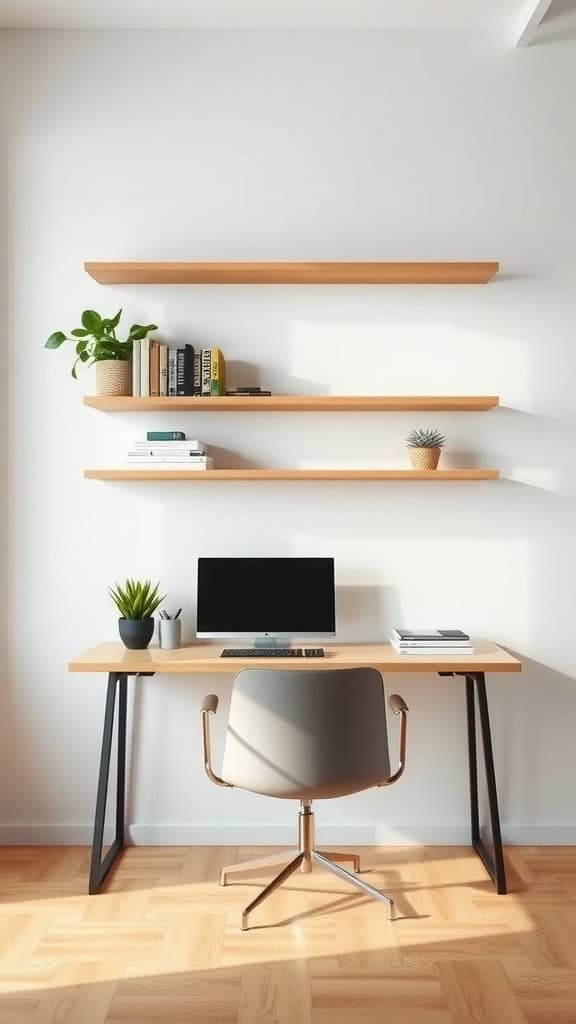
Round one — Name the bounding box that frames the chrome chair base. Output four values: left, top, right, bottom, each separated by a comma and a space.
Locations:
219, 802, 396, 930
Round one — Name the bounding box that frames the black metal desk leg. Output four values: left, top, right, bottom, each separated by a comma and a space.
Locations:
466, 672, 507, 894
465, 677, 479, 845
89, 672, 127, 894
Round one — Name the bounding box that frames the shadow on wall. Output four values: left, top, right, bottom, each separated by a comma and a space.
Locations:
0, 84, 10, 807
336, 584, 400, 642
492, 652, 576, 841
537, 0, 576, 44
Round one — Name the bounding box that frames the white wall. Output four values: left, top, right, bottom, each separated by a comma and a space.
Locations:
1, 28, 575, 845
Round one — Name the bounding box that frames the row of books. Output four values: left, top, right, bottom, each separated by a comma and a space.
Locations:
391, 628, 474, 655
132, 342, 225, 398
126, 436, 214, 470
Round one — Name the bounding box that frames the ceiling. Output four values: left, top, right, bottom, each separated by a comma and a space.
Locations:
0, 0, 526, 30
0, 0, 573, 45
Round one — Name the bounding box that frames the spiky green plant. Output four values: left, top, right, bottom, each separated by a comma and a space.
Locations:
406, 428, 446, 449
109, 579, 165, 620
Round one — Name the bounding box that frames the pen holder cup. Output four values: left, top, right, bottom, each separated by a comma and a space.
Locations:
159, 619, 182, 650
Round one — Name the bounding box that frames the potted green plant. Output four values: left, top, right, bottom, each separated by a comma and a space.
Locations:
45, 309, 157, 396
406, 427, 446, 471
109, 578, 165, 649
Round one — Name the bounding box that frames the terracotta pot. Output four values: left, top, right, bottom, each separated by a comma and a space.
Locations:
408, 447, 442, 471
95, 359, 132, 396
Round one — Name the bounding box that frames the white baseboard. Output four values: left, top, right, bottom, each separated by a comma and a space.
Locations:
502, 825, 576, 844
1, 823, 575, 845
0, 825, 106, 845
128, 824, 469, 845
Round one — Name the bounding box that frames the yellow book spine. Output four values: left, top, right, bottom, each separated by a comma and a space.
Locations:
210, 347, 225, 396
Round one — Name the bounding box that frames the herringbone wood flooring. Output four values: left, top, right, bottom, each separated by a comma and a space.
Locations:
1, 845, 576, 1022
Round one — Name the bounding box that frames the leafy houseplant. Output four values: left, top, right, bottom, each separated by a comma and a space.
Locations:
406, 427, 446, 471
109, 578, 165, 649
45, 309, 157, 396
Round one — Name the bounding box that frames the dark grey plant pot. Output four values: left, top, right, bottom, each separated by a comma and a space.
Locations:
118, 617, 155, 650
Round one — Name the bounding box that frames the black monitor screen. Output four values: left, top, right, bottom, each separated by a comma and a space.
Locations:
197, 557, 335, 636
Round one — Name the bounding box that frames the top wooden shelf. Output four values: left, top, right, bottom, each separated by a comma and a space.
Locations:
84, 261, 499, 286
83, 395, 499, 412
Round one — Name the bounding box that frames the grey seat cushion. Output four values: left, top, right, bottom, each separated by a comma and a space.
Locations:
221, 668, 391, 799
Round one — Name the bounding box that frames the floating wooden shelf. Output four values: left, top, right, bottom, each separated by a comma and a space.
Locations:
85, 468, 499, 482
83, 395, 500, 413
84, 261, 499, 286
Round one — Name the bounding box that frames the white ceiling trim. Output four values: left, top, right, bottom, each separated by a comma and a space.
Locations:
0, 0, 567, 47
512, 0, 553, 45
0, 0, 520, 31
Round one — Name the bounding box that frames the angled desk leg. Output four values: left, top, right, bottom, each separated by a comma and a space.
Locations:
439, 670, 507, 894
89, 672, 127, 894
88, 671, 155, 894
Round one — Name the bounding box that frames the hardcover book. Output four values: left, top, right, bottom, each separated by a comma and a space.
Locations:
168, 350, 177, 396
150, 341, 160, 397
183, 344, 194, 396
391, 644, 475, 656
140, 338, 151, 397
127, 452, 209, 460
137, 438, 205, 448
210, 347, 225, 396
159, 344, 168, 397
392, 629, 471, 641
176, 349, 186, 396
201, 348, 211, 395
146, 431, 186, 441
125, 457, 214, 470
193, 351, 202, 395
132, 339, 141, 397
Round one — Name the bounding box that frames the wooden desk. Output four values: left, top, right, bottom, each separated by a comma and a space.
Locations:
69, 641, 521, 897
69, 640, 520, 675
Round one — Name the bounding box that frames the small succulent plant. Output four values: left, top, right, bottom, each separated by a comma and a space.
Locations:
109, 579, 165, 620
406, 428, 446, 449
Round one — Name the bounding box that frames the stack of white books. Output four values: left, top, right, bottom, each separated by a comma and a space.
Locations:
390, 628, 474, 655
126, 439, 214, 470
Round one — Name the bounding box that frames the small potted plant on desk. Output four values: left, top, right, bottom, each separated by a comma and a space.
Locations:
44, 308, 157, 396
406, 427, 446, 471
109, 578, 165, 650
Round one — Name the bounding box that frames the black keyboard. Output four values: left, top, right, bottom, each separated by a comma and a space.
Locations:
221, 648, 325, 658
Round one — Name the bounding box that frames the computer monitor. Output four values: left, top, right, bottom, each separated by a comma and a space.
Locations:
196, 557, 336, 646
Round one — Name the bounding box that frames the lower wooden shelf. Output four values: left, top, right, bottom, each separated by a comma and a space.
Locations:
84, 468, 499, 481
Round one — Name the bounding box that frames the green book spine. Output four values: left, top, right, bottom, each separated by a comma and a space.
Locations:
146, 430, 186, 441
210, 347, 225, 396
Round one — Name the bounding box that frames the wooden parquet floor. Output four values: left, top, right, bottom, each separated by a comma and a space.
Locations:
1, 845, 576, 1022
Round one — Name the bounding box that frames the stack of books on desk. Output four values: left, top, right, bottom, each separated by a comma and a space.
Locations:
126, 435, 213, 470
390, 628, 474, 655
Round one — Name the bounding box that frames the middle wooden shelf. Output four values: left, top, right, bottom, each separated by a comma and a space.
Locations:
84, 468, 499, 482
84, 395, 500, 413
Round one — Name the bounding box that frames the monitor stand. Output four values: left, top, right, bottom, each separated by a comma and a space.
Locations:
253, 638, 290, 650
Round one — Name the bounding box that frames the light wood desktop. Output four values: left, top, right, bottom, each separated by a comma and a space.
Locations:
69, 640, 521, 898
68, 640, 520, 675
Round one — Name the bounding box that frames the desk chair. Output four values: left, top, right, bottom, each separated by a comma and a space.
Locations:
201, 668, 408, 930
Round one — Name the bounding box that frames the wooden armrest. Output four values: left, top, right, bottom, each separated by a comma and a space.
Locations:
201, 694, 231, 788
379, 693, 408, 787
389, 694, 409, 715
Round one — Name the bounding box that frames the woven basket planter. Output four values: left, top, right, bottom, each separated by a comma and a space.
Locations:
408, 447, 442, 471
95, 359, 132, 396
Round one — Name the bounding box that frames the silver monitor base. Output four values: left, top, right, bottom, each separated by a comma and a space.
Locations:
253, 638, 291, 650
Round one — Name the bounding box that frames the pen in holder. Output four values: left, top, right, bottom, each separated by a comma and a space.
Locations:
159, 609, 182, 650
